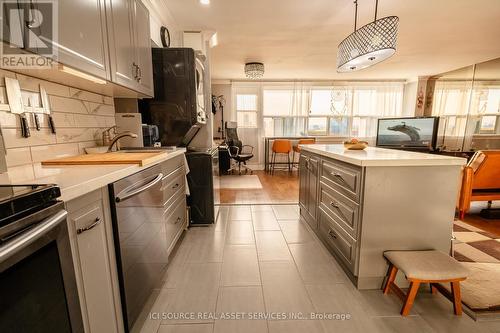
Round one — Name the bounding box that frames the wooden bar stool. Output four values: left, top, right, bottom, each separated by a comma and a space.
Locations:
292, 138, 316, 169
382, 250, 469, 316
271, 139, 292, 174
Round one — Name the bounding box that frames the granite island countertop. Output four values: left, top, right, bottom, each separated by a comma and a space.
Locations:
300, 144, 467, 167
0, 149, 186, 201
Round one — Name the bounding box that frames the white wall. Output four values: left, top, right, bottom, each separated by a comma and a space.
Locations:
142, 0, 183, 47
211, 83, 232, 138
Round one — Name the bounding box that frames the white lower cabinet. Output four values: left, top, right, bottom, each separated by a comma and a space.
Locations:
66, 189, 124, 333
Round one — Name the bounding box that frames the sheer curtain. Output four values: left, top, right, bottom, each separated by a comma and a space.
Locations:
432, 81, 473, 150
261, 81, 404, 138
263, 82, 310, 136
351, 83, 404, 138
433, 81, 471, 116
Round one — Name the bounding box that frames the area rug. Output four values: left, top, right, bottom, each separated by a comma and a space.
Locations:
451, 221, 500, 317
440, 263, 500, 313
214, 175, 263, 189
453, 220, 500, 263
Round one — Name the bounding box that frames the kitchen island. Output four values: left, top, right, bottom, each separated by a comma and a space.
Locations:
298, 144, 466, 289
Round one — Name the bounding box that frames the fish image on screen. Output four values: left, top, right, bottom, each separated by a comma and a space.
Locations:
376, 117, 438, 148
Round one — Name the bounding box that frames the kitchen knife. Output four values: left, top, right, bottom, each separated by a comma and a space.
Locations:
5, 77, 30, 138
23, 94, 43, 131
40, 85, 56, 134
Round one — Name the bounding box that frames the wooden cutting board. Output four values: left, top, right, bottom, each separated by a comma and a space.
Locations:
41, 152, 168, 167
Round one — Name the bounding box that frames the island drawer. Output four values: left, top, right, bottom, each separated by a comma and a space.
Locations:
163, 192, 186, 254
321, 159, 361, 202
161, 166, 185, 205
319, 182, 359, 239
319, 210, 357, 273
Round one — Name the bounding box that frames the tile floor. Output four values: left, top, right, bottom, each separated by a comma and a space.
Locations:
134, 205, 500, 333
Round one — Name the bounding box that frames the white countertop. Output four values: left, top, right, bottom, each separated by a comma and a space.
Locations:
300, 144, 467, 167
0, 149, 186, 202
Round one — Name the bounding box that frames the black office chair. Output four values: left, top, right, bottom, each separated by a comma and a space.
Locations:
225, 121, 254, 175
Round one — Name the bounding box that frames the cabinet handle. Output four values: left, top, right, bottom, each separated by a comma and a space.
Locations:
175, 217, 181, 224
77, 217, 101, 235
132, 62, 138, 79
328, 230, 337, 239
137, 65, 142, 81
331, 172, 346, 183
172, 183, 179, 189
330, 201, 340, 209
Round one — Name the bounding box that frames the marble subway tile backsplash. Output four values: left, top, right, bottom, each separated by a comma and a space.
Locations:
0, 69, 116, 181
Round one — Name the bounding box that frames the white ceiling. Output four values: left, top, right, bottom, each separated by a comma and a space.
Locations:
163, 0, 500, 81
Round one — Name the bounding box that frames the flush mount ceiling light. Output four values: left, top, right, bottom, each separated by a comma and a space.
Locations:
199, 0, 210, 5
337, 0, 399, 73
244, 62, 265, 79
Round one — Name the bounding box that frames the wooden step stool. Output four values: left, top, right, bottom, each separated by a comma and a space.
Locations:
382, 250, 469, 316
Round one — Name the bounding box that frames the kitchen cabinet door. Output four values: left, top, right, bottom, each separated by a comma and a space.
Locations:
299, 153, 319, 230
69, 197, 121, 333
299, 155, 308, 210
55, 0, 110, 79
106, 0, 138, 90
133, 0, 153, 96
306, 156, 318, 220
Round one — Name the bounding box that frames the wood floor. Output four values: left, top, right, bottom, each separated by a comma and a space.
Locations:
219, 170, 299, 205
461, 202, 500, 237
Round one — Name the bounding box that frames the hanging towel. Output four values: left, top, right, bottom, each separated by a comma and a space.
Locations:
183, 154, 190, 195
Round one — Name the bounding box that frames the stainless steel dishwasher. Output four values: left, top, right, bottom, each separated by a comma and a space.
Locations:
108, 164, 168, 331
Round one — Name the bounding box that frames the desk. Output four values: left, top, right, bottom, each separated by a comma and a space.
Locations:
264, 136, 316, 172
218, 146, 231, 175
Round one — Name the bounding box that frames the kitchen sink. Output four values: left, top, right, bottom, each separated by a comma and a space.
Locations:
117, 149, 166, 153
115, 147, 177, 154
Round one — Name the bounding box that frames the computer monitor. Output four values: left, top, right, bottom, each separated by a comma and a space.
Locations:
376, 117, 439, 150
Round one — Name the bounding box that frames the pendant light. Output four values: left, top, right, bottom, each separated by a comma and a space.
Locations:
337, 0, 399, 72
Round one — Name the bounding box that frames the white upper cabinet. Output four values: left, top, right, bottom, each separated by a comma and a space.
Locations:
54, 0, 110, 79
133, 0, 154, 96
106, 0, 137, 89
107, 0, 154, 97
0, 0, 153, 96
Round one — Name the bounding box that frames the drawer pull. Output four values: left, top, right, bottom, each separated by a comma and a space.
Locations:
330, 201, 348, 221
77, 217, 101, 235
331, 172, 345, 182
175, 217, 181, 224
172, 183, 180, 189
330, 201, 340, 209
328, 230, 337, 239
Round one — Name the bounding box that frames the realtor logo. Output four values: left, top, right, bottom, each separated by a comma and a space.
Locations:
1, 0, 57, 68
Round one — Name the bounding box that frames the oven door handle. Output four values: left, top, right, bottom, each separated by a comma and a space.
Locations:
115, 173, 164, 203
0, 210, 67, 262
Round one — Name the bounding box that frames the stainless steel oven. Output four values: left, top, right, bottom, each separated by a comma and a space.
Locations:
0, 185, 83, 333
108, 165, 169, 331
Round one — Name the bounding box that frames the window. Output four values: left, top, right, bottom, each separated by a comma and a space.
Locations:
264, 117, 306, 137
263, 90, 294, 116
236, 94, 258, 128
479, 116, 497, 132
308, 117, 328, 136
263, 86, 309, 136
329, 117, 349, 136
261, 83, 403, 138
432, 81, 473, 149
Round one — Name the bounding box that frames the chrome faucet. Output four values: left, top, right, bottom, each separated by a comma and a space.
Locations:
107, 132, 138, 152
